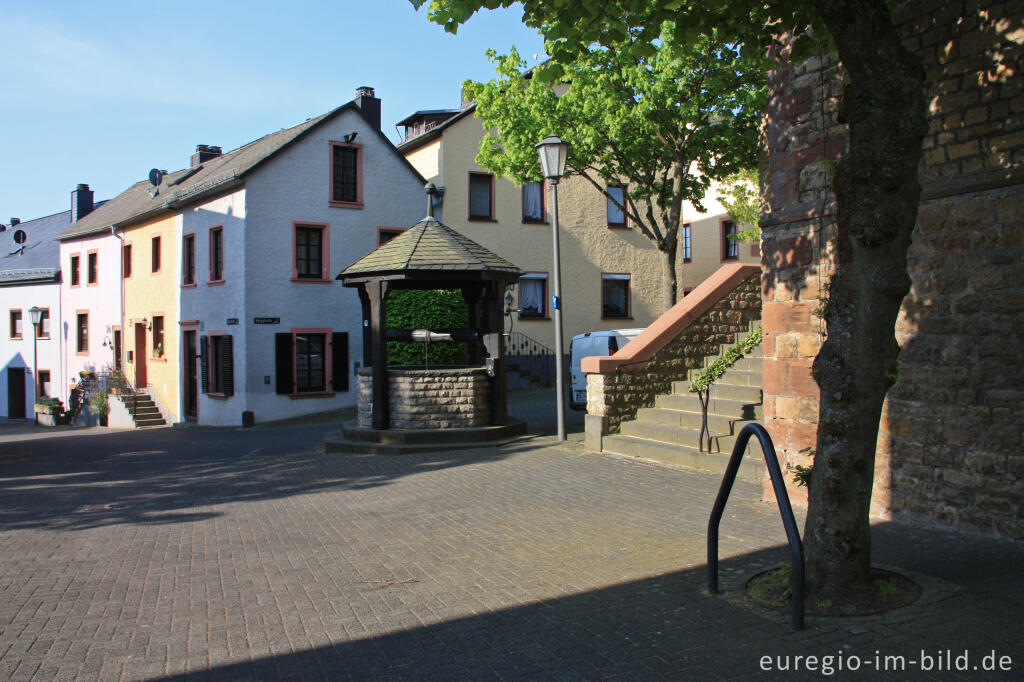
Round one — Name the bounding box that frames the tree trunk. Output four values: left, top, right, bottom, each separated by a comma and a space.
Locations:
659, 239, 679, 313
803, 0, 927, 602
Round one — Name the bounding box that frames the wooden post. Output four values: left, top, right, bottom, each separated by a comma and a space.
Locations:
366, 280, 390, 430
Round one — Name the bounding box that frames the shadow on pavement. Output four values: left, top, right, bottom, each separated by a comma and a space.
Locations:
153, 524, 1023, 680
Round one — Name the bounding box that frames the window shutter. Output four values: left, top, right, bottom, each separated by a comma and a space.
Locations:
331, 332, 349, 392
200, 335, 209, 393
221, 335, 234, 396
275, 333, 293, 394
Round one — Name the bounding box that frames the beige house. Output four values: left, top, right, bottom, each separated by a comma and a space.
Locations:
397, 105, 760, 354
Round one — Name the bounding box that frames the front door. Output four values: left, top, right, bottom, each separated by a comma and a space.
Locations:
113, 330, 122, 371
183, 330, 198, 419
7, 368, 25, 419
134, 323, 147, 388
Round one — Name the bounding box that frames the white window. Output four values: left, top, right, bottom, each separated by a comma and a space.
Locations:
518, 273, 548, 319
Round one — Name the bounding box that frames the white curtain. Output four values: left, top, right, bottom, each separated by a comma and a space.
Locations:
520, 276, 545, 315
523, 182, 543, 221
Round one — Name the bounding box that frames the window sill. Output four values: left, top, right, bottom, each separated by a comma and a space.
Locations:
150, 356, 167, 363
522, 219, 549, 225
330, 200, 364, 210
36, 335, 50, 340
468, 217, 497, 222
721, 257, 739, 262
291, 277, 333, 284
87, 281, 98, 286
76, 351, 89, 356
207, 279, 225, 286
683, 258, 692, 263
181, 283, 197, 289
10, 335, 22, 340
289, 391, 335, 399
207, 392, 230, 401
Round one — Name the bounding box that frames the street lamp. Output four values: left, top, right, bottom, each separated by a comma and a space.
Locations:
29, 306, 41, 419
535, 135, 569, 441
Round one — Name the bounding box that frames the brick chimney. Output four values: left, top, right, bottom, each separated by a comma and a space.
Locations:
354, 86, 381, 131
191, 144, 223, 167
71, 184, 94, 223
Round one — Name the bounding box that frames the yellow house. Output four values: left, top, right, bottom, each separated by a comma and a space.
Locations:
397, 105, 760, 353
121, 212, 181, 421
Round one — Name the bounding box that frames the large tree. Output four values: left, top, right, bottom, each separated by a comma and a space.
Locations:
463, 29, 765, 310
414, 0, 929, 606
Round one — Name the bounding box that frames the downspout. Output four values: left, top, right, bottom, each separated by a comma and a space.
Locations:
111, 226, 125, 375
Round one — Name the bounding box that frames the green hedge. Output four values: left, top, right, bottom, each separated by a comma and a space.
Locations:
386, 289, 470, 365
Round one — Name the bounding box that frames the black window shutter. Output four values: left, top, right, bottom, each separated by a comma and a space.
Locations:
221, 335, 234, 396
331, 332, 349, 392
200, 335, 209, 393
275, 333, 293, 394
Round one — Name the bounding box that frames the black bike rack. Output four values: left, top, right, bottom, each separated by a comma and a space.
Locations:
706, 423, 805, 630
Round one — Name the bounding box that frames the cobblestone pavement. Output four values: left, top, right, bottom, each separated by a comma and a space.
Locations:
0, 421, 1020, 680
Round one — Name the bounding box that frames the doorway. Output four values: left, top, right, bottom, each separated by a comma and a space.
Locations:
183, 330, 198, 419
134, 323, 147, 388
7, 368, 26, 419
113, 330, 122, 371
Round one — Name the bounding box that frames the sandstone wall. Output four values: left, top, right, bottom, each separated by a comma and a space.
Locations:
357, 367, 490, 429
762, 0, 1023, 538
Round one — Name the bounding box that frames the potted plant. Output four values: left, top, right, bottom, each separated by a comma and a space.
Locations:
33, 396, 63, 415
90, 390, 110, 426
155, 342, 164, 358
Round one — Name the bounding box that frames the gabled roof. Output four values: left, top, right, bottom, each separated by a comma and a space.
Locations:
1, 203, 106, 284
396, 105, 477, 155
59, 99, 426, 241
338, 216, 520, 279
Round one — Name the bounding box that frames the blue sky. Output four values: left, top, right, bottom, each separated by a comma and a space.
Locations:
0, 0, 546, 221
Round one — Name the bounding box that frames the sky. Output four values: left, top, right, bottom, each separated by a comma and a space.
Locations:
0, 0, 546, 222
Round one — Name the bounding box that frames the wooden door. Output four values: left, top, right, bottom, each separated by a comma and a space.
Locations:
134, 323, 147, 388
7, 368, 25, 419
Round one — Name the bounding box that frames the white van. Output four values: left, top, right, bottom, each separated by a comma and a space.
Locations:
569, 329, 645, 410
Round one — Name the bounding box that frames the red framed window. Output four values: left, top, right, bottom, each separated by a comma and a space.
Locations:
292, 222, 330, 281
601, 273, 631, 319
209, 226, 224, 283
682, 223, 692, 262
722, 220, 739, 260
607, 185, 628, 228
182, 234, 196, 285
329, 142, 363, 207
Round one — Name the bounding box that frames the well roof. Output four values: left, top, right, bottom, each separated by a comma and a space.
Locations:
338, 217, 520, 280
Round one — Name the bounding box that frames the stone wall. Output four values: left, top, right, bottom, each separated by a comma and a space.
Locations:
762, 0, 1023, 538
585, 273, 761, 449
357, 367, 490, 429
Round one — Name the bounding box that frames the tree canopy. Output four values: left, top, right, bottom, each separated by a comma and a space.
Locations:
464, 27, 765, 308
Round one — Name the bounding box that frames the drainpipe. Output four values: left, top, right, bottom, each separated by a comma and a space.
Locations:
111, 225, 125, 375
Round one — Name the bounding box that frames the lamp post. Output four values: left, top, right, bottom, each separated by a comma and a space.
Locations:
29, 306, 41, 419
535, 135, 569, 441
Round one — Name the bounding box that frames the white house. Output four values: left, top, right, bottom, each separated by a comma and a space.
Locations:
1, 187, 104, 417
59, 88, 427, 426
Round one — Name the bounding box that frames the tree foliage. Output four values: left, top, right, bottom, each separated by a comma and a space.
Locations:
719, 168, 760, 241
463, 27, 766, 309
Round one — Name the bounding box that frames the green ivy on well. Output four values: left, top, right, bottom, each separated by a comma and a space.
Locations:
689, 328, 763, 393
386, 289, 470, 366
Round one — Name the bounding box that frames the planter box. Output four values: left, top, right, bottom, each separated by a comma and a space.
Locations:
34, 404, 61, 415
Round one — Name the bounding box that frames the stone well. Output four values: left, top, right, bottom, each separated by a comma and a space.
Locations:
357, 366, 490, 429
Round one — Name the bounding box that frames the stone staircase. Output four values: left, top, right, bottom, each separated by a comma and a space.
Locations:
601, 327, 765, 481
117, 392, 167, 428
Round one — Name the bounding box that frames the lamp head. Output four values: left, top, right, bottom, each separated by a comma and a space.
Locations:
535, 135, 569, 180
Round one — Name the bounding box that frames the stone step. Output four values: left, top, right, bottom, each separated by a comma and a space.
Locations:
633, 407, 741, 433
601, 434, 762, 482
134, 417, 167, 427
654, 394, 763, 421
620, 418, 765, 455
673, 369, 762, 393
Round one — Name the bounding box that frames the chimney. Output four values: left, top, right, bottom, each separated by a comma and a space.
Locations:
10, 218, 20, 227
191, 144, 223, 167
70, 184, 94, 223
354, 86, 381, 131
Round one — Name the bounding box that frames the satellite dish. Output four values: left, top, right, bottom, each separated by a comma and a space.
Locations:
148, 168, 164, 186
13, 229, 27, 244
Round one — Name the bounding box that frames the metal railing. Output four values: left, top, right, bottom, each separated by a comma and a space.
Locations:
707, 422, 805, 630
70, 370, 141, 422
504, 331, 555, 386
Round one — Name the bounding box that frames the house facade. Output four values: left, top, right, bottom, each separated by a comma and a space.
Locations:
58, 87, 427, 426
397, 104, 760, 353
0, 206, 80, 418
